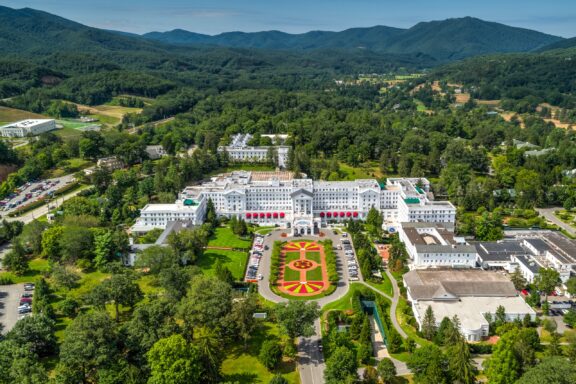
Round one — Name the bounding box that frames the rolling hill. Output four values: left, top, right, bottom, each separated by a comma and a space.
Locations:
143, 17, 563, 61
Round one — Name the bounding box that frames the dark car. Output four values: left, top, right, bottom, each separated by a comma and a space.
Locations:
21, 292, 33, 298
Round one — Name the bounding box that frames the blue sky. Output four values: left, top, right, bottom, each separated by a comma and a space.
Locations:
4, 0, 576, 37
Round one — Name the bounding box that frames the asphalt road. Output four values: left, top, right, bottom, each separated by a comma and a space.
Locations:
1, 173, 76, 220
297, 319, 324, 384
536, 207, 576, 237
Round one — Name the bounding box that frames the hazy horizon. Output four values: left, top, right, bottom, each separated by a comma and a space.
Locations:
2, 0, 576, 38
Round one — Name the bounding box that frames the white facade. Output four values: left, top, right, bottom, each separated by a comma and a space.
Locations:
399, 222, 477, 268
218, 134, 289, 168
0, 119, 56, 137
132, 171, 456, 234
132, 199, 207, 232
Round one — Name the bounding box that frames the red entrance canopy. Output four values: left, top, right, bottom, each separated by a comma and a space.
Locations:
319, 212, 325, 217
353, 212, 359, 217
333, 212, 338, 218
327, 212, 332, 217
273, 212, 278, 218
346, 212, 352, 217
246, 213, 252, 219
339, 212, 345, 217
259, 213, 265, 218
266, 212, 272, 218
280, 212, 285, 218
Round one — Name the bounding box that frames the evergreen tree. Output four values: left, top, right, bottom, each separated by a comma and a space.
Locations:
510, 267, 527, 290
448, 338, 477, 384
422, 305, 437, 341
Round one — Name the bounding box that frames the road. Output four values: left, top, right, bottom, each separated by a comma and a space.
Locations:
536, 207, 576, 237
297, 319, 325, 384
0, 173, 76, 219
4, 185, 86, 225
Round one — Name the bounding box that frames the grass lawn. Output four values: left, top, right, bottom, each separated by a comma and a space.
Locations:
0, 258, 50, 283
396, 297, 432, 347
198, 249, 248, 280
254, 226, 276, 235
366, 274, 393, 297
283, 252, 301, 264
0, 106, 47, 122
208, 227, 252, 249
283, 267, 301, 282
306, 266, 322, 281
305, 251, 321, 263
221, 321, 299, 384
322, 283, 366, 312
338, 162, 382, 181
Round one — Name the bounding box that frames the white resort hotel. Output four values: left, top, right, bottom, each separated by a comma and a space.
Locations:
132, 171, 456, 235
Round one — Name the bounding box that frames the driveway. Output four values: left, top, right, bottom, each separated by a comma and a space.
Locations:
536, 207, 576, 237
257, 228, 352, 306
0, 283, 26, 334
298, 318, 325, 384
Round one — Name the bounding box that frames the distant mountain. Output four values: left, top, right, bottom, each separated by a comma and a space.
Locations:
537, 36, 576, 52
144, 17, 563, 61
0, 6, 168, 55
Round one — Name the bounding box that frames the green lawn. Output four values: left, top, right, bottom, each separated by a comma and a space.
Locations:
198, 249, 248, 280
366, 274, 393, 297
306, 266, 322, 281
283, 267, 301, 282
338, 162, 383, 180
284, 252, 301, 264
322, 283, 367, 312
254, 226, 276, 235
221, 321, 299, 384
208, 227, 252, 249
305, 251, 321, 263
0, 258, 50, 283
396, 297, 432, 347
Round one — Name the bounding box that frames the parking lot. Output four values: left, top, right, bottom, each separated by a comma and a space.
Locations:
245, 233, 267, 282
0, 174, 75, 218
0, 283, 29, 334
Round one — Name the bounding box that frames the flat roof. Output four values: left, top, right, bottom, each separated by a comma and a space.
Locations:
414, 296, 535, 332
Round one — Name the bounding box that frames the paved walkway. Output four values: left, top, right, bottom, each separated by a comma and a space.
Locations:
536, 207, 576, 237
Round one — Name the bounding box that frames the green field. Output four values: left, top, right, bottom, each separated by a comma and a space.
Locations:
208, 227, 252, 249
321, 283, 366, 312
198, 249, 248, 280
0, 258, 50, 284
366, 274, 394, 297
283, 251, 301, 264
338, 162, 383, 180
306, 266, 322, 281
283, 267, 301, 282
221, 321, 300, 384
0, 106, 47, 123
305, 251, 321, 263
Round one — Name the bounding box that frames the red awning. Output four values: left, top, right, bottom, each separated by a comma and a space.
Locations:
246, 213, 252, 219
319, 212, 325, 217
333, 212, 338, 217
266, 212, 272, 218
273, 212, 278, 218
346, 212, 352, 217
280, 212, 285, 218
259, 213, 265, 218
353, 212, 359, 217
339, 212, 345, 217
327, 212, 332, 217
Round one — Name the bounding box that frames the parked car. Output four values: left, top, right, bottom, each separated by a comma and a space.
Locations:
23, 283, 35, 291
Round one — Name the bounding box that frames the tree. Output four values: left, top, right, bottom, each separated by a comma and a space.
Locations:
259, 340, 282, 371
324, 346, 358, 384
475, 211, 503, 241
214, 259, 235, 285
158, 266, 195, 301
404, 337, 417, 353
422, 305, 437, 340
510, 267, 527, 290
275, 301, 320, 340
448, 338, 477, 384
135, 245, 178, 274
366, 207, 383, 236
147, 334, 204, 384
269, 374, 288, 384
377, 358, 397, 384
2, 241, 28, 275
56, 311, 119, 384
534, 268, 561, 300
6, 314, 57, 357
0, 340, 48, 384
363, 366, 379, 384
178, 276, 232, 341
485, 330, 522, 384
205, 198, 217, 228
495, 305, 507, 328
88, 274, 143, 321
566, 277, 576, 297
407, 344, 450, 384
230, 293, 259, 349
51, 264, 80, 290
516, 357, 576, 384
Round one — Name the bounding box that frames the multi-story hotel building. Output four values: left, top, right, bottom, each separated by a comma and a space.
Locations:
217, 134, 290, 168
132, 171, 456, 235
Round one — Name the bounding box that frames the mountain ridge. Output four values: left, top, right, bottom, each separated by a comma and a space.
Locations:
142, 16, 563, 60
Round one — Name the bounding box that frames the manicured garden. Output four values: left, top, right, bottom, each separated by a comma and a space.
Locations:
207, 226, 252, 249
